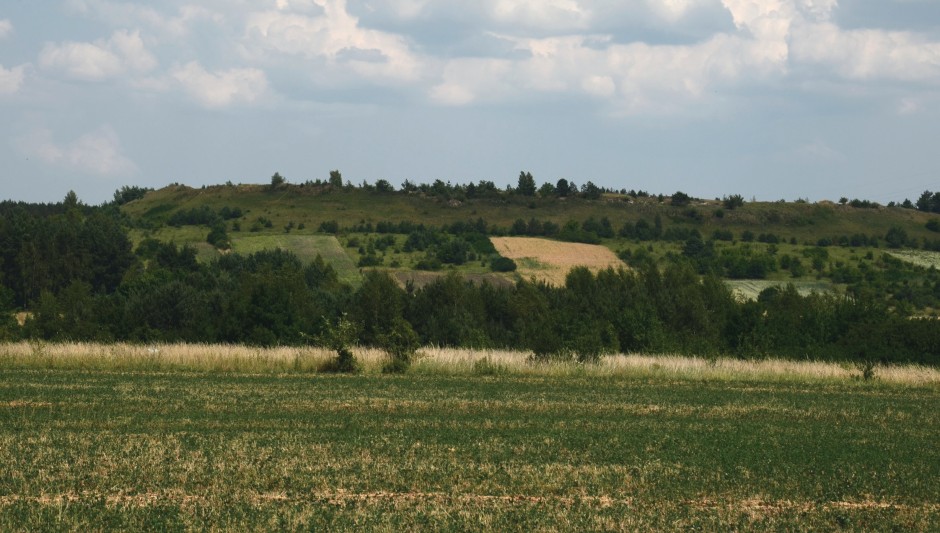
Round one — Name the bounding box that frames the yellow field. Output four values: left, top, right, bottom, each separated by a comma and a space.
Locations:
491, 237, 624, 285
2, 342, 939, 385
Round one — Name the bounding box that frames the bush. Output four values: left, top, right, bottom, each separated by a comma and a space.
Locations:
319, 220, 340, 234
379, 317, 420, 373
491, 256, 517, 272
318, 315, 360, 373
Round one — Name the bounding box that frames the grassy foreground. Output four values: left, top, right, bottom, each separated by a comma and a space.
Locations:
1, 345, 939, 530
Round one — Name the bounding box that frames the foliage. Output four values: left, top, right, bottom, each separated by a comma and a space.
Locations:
318, 314, 360, 373
722, 194, 745, 210
516, 171, 536, 196
670, 191, 692, 207
490, 256, 517, 272
379, 317, 420, 373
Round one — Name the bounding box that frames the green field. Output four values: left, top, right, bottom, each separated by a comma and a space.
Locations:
231, 234, 361, 285
2, 355, 938, 530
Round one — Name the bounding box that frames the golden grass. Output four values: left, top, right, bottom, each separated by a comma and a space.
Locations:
490, 237, 623, 286
3, 342, 932, 385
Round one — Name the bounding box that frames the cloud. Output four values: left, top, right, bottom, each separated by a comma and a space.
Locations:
19, 126, 138, 177
170, 61, 268, 108
0, 19, 12, 39
243, 1, 422, 84
39, 29, 157, 81
791, 23, 940, 82
65, 0, 224, 39
0, 64, 26, 95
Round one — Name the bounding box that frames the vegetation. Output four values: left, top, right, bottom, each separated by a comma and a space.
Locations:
3, 182, 940, 366
0, 350, 937, 530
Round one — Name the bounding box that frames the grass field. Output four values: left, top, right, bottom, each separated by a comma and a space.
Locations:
492, 237, 624, 286
230, 234, 361, 285
888, 250, 940, 270
1, 344, 938, 530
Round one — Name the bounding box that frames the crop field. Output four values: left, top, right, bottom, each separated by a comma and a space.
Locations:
1, 344, 939, 530
492, 237, 624, 286
725, 279, 836, 300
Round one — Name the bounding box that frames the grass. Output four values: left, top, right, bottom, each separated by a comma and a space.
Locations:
889, 250, 940, 270
231, 234, 361, 285
1, 343, 938, 530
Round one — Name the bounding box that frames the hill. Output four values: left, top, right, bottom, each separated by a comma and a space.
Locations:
120, 180, 940, 313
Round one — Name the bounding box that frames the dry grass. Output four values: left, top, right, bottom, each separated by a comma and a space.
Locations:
2, 342, 938, 385
888, 250, 940, 270
491, 237, 623, 286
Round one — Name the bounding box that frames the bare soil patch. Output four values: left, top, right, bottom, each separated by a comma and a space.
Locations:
491, 237, 623, 285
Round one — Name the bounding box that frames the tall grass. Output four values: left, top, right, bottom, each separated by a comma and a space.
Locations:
2, 342, 938, 385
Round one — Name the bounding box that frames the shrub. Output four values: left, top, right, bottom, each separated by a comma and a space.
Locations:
319, 220, 340, 234
380, 317, 420, 373
491, 256, 517, 272
318, 315, 360, 373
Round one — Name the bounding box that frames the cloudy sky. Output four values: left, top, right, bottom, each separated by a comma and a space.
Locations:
1, 0, 938, 205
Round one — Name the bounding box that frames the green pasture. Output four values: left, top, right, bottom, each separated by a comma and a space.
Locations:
1, 366, 937, 530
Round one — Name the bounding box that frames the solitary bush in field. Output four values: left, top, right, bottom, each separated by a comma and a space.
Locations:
380, 317, 420, 373
319, 315, 360, 373
491, 256, 517, 272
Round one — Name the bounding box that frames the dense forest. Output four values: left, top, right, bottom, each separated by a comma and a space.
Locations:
2, 188, 940, 366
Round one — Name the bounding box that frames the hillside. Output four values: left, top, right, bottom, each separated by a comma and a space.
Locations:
124, 182, 939, 245
120, 181, 940, 312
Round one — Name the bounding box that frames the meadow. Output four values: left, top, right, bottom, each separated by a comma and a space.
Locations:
2, 343, 939, 530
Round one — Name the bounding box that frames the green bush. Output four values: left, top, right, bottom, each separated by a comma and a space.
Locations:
318, 316, 360, 373
379, 317, 420, 373
491, 256, 517, 272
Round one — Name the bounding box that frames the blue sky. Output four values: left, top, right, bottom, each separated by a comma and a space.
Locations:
1, 0, 938, 204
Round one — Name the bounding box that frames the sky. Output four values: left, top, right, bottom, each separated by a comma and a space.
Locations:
1, 0, 939, 205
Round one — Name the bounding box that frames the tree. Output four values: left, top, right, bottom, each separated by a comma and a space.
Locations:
670, 191, 691, 207
270, 172, 286, 189
516, 171, 536, 196
722, 194, 744, 210
885, 226, 909, 249
375, 179, 394, 193
329, 170, 343, 188
112, 185, 151, 205
580, 181, 602, 200
556, 178, 570, 197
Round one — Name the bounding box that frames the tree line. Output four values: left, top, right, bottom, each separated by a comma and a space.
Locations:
1, 198, 938, 366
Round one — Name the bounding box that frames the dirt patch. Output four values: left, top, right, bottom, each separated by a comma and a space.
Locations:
491, 237, 624, 286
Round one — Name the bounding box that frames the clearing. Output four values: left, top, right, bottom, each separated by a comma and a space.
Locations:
726, 279, 836, 300
491, 237, 624, 285
888, 250, 940, 270
230, 234, 360, 285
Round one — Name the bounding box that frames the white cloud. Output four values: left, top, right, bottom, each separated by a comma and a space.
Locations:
19, 126, 138, 177
486, 0, 590, 31
791, 23, 940, 82
0, 64, 26, 95
0, 19, 12, 39
243, 1, 421, 84
65, 0, 224, 39
39, 29, 157, 81
430, 30, 788, 113
171, 61, 268, 108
